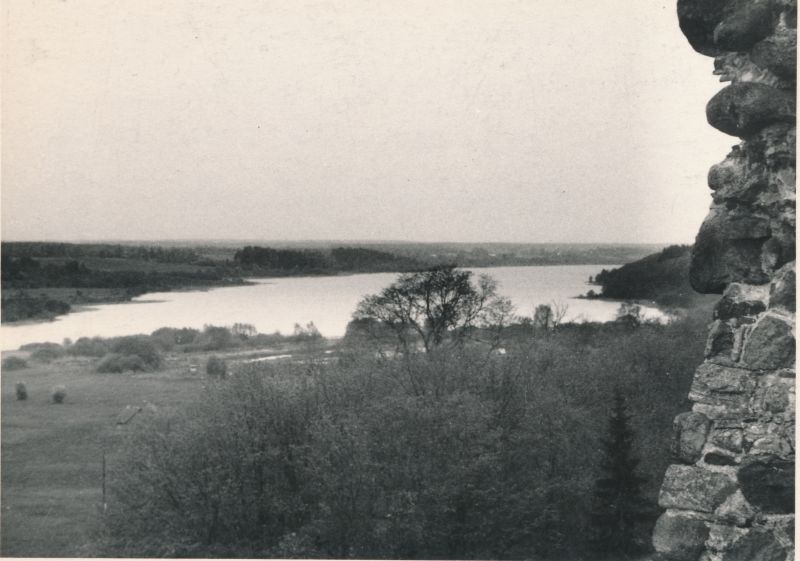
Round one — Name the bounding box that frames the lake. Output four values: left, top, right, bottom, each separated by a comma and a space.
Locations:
0, 265, 664, 351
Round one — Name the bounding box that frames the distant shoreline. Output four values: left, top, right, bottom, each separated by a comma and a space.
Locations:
2, 263, 628, 331
3, 239, 661, 325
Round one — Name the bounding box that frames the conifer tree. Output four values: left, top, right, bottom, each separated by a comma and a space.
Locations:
589, 389, 649, 558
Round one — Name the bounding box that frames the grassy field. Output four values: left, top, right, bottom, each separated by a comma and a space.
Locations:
0, 345, 322, 557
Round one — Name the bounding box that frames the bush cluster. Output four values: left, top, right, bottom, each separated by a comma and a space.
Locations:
67, 337, 110, 357
103, 307, 709, 559
2, 356, 28, 370
97, 354, 148, 373
206, 356, 227, 378
21, 342, 65, 363
51, 385, 66, 404
96, 336, 162, 373
15, 382, 28, 401
18, 323, 325, 375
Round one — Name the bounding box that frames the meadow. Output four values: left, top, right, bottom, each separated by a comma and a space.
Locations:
0, 332, 329, 557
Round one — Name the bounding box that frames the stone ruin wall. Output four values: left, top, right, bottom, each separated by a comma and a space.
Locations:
652, 1, 796, 560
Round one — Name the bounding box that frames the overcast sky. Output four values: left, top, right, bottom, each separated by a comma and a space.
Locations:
2, 0, 733, 244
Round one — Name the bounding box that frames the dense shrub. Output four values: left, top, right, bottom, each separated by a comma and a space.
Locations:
1, 293, 71, 322
206, 356, 227, 378
150, 327, 200, 351
30, 344, 65, 362
2, 356, 28, 370
15, 382, 28, 400
193, 325, 235, 351
103, 305, 710, 559
109, 336, 161, 370
67, 337, 110, 357
96, 353, 148, 373
51, 385, 66, 404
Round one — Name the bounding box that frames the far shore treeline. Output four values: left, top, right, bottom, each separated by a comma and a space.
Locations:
586, 245, 701, 308
1, 241, 662, 323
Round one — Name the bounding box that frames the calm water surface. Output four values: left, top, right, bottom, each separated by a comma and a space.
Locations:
1, 265, 664, 351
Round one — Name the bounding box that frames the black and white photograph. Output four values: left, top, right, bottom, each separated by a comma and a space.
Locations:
1, 0, 795, 558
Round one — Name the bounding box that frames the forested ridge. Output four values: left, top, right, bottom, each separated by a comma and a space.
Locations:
589, 245, 707, 307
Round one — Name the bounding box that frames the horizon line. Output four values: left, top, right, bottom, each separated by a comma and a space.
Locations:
0, 237, 685, 247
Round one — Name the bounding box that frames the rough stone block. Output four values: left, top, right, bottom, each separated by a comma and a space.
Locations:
689, 363, 757, 406
752, 377, 794, 414
693, 402, 749, 420
652, 511, 711, 561
754, 122, 795, 168
744, 420, 794, 456
713, 0, 777, 51
711, 426, 745, 453
715, 490, 758, 526
760, 237, 786, 274
707, 150, 769, 206
748, 434, 793, 456
704, 451, 739, 465
769, 261, 795, 313
740, 314, 795, 370
673, 411, 713, 463
721, 528, 788, 561
660, 464, 737, 512
712, 50, 785, 88
737, 455, 794, 514
706, 83, 796, 138
678, 0, 731, 56
706, 320, 735, 358
708, 150, 744, 191
751, 28, 797, 80
761, 514, 795, 544
715, 283, 769, 321
691, 209, 771, 293
707, 523, 750, 553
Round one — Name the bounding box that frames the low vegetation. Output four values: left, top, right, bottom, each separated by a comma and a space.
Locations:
206, 356, 227, 378
14, 382, 27, 401
51, 385, 66, 404
23, 342, 66, 363
99, 305, 707, 558
2, 356, 28, 370
21, 324, 326, 374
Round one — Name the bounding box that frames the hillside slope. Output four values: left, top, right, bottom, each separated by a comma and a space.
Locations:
591, 245, 708, 307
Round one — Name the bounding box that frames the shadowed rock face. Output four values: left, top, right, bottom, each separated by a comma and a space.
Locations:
653, 1, 794, 559
679, 0, 796, 295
